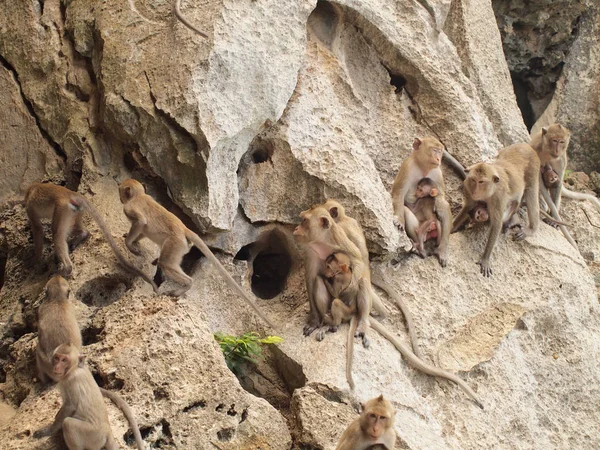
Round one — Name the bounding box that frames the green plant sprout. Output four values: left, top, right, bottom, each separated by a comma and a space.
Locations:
214, 332, 283, 375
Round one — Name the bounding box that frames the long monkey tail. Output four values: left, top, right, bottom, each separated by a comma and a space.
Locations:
81, 198, 159, 293
173, 0, 209, 38
184, 229, 276, 330
370, 274, 423, 360
100, 388, 145, 450
346, 316, 357, 390
369, 320, 484, 409
562, 186, 600, 212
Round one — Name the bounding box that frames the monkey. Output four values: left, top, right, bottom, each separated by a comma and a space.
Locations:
294, 206, 368, 343
318, 201, 422, 359
118, 179, 275, 328
295, 208, 483, 407
24, 182, 158, 292
36, 275, 82, 384
320, 251, 357, 334
321, 199, 388, 318
451, 144, 541, 277
34, 344, 145, 450
392, 137, 452, 267
469, 201, 490, 224
335, 395, 396, 450
174, 0, 208, 38
409, 177, 443, 258
541, 164, 560, 189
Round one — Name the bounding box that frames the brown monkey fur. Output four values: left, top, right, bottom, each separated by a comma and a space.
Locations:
452, 144, 541, 277
295, 208, 483, 406
174, 0, 208, 38
411, 177, 442, 258
24, 182, 158, 292
34, 344, 144, 450
541, 164, 560, 189
118, 179, 274, 328
36, 275, 82, 384
391, 137, 452, 267
321, 199, 388, 318
335, 395, 396, 450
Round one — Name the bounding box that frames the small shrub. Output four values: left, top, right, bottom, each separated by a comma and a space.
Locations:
214, 331, 283, 375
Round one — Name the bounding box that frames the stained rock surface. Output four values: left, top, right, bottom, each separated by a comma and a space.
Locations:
1, 0, 600, 449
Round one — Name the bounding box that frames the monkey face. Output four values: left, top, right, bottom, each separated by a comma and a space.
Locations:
52, 353, 72, 379
474, 207, 489, 222
365, 411, 389, 439
294, 207, 332, 242
465, 165, 499, 201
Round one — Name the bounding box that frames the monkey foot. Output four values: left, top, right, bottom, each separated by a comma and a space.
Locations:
477, 260, 492, 277
436, 252, 447, 268
514, 227, 533, 241
33, 426, 52, 439
303, 324, 319, 337
57, 262, 73, 278
68, 230, 90, 251
315, 328, 328, 341
361, 336, 370, 348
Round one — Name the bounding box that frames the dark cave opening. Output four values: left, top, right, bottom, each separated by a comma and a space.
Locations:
307, 0, 340, 47
510, 72, 536, 131
385, 67, 407, 94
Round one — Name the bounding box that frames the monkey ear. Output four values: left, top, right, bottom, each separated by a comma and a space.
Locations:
141, 182, 148, 193
320, 216, 331, 229
124, 186, 133, 199
78, 354, 86, 367
465, 165, 475, 174
542, 127, 548, 135
329, 207, 339, 219
377, 394, 384, 402
339, 264, 349, 273
412, 138, 422, 151
492, 175, 500, 183
430, 188, 439, 197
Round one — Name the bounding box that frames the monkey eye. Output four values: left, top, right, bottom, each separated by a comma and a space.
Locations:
478, 180, 484, 184
369, 413, 377, 419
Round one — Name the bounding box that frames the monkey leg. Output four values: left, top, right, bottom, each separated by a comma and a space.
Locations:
516, 186, 540, 240
68, 212, 90, 251
125, 220, 147, 256
34, 404, 73, 438
403, 206, 420, 243
36, 351, 52, 384
433, 196, 451, 267
305, 276, 330, 337
451, 201, 474, 233
62, 417, 109, 450
52, 206, 76, 277
354, 281, 371, 348
26, 207, 45, 261
158, 237, 193, 296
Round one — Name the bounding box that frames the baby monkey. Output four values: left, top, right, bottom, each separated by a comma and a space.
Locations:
411, 177, 442, 257
319, 251, 357, 335
541, 164, 560, 189
469, 201, 490, 224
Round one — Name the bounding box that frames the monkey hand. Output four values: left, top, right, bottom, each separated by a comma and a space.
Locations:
477, 259, 492, 277
33, 425, 53, 438
303, 322, 319, 337
393, 215, 404, 232
57, 262, 73, 278
355, 322, 370, 348
514, 226, 533, 241
126, 241, 143, 256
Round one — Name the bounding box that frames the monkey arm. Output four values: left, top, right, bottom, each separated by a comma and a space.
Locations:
391, 166, 410, 228
451, 201, 473, 233
34, 403, 75, 437
124, 218, 147, 255
433, 196, 451, 267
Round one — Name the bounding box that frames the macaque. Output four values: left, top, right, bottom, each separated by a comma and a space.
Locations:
34, 344, 144, 450
321, 199, 388, 318
293, 206, 368, 344
36, 275, 82, 384
392, 137, 452, 266
295, 208, 483, 407
452, 144, 541, 277
24, 182, 158, 292
469, 202, 489, 223
118, 179, 274, 328
541, 164, 560, 189
174, 0, 208, 38
335, 395, 396, 450
410, 178, 442, 258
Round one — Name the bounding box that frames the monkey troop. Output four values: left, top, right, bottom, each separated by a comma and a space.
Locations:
11, 123, 600, 449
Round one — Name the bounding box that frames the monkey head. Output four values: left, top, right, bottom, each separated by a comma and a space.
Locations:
413, 137, 444, 169
542, 124, 570, 159
470, 203, 489, 222
464, 163, 500, 201
541, 164, 560, 188
359, 395, 395, 440
415, 178, 439, 199
293, 206, 334, 243
118, 179, 146, 204
52, 344, 83, 380
323, 252, 351, 278
45, 275, 71, 300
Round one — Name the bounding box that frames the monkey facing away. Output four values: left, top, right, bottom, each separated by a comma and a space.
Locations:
118, 179, 275, 328
392, 137, 452, 267
335, 395, 396, 450
24, 182, 158, 292
295, 208, 483, 406
36, 275, 82, 384
320, 199, 423, 359
34, 344, 144, 450
451, 144, 541, 277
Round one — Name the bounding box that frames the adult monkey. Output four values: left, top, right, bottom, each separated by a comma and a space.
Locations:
296, 207, 484, 407
392, 137, 452, 267
118, 179, 275, 329
174, 0, 209, 38
452, 144, 541, 277
321, 199, 422, 359
24, 182, 158, 292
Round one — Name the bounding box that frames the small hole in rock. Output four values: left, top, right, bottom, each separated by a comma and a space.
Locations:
181, 247, 204, 274
385, 68, 407, 94
307, 0, 340, 47
82, 323, 105, 346
251, 146, 272, 164
251, 232, 292, 300
216, 403, 225, 412
217, 427, 235, 441
128, 419, 173, 447
183, 400, 206, 412
153, 387, 170, 400
77, 275, 131, 307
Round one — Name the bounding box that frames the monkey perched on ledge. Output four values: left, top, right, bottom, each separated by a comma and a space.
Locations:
24, 182, 158, 292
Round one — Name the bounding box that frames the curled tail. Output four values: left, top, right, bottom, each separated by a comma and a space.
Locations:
185, 229, 276, 329
82, 198, 158, 293
562, 186, 600, 212
346, 316, 357, 390
100, 388, 145, 450
371, 274, 423, 360
369, 320, 484, 409
173, 0, 209, 38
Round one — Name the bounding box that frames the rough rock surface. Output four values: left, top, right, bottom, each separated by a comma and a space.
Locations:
1, 0, 600, 449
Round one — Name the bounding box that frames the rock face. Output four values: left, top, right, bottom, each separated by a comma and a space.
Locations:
1, 0, 600, 449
